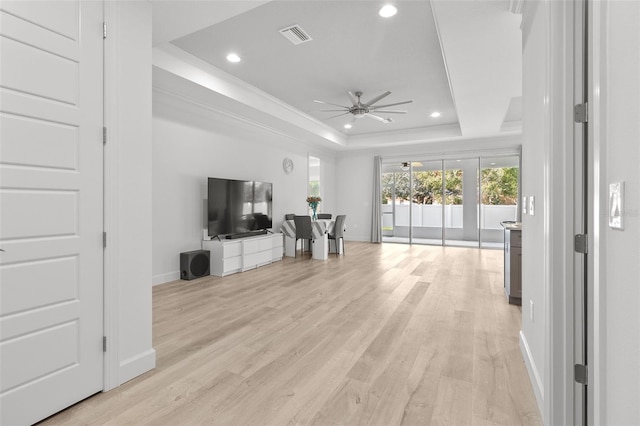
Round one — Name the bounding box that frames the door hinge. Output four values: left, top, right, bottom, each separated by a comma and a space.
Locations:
574, 364, 588, 385
103, 126, 107, 145
574, 234, 588, 254
103, 22, 107, 39
103, 336, 107, 352
103, 232, 107, 248
574, 102, 588, 123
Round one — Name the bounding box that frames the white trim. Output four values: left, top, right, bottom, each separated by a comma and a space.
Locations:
102, 0, 120, 392
381, 147, 521, 164
541, 1, 553, 423
340, 135, 521, 160
549, 1, 577, 424
152, 271, 180, 286
118, 349, 157, 385
588, 0, 605, 422
520, 330, 544, 410
152, 85, 339, 159
429, 0, 459, 124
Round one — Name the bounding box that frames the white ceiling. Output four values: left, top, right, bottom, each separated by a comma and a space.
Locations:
152, 0, 522, 150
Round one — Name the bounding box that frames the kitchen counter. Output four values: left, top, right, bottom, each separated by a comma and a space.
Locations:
501, 221, 522, 230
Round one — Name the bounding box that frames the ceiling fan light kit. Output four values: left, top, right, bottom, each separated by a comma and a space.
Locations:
313, 90, 412, 129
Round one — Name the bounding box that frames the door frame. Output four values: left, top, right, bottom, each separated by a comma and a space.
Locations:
101, 1, 156, 391
536, 0, 580, 424
102, 0, 121, 391
586, 0, 604, 422
538, 0, 606, 423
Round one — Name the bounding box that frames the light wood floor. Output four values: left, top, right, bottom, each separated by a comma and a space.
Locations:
41, 242, 542, 425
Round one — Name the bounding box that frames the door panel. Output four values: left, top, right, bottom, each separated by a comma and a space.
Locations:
0, 1, 104, 424
1, 113, 79, 170
381, 164, 411, 243
410, 160, 443, 245
444, 158, 479, 247
479, 156, 520, 248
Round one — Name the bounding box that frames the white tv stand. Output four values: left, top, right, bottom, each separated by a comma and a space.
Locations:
202, 232, 283, 277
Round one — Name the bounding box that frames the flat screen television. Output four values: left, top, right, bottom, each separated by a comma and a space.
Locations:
207, 177, 273, 237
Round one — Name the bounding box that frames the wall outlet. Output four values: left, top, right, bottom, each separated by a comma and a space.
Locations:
530, 300, 534, 322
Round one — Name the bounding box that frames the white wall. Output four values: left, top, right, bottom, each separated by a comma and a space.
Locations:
104, 1, 155, 387
519, 0, 547, 410
596, 1, 640, 423
151, 90, 336, 285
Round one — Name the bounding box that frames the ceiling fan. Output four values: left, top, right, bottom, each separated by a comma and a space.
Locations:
313, 90, 412, 124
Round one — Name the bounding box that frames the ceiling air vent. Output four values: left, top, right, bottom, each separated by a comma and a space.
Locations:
279, 24, 312, 45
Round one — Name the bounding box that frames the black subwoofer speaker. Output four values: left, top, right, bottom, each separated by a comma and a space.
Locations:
180, 250, 210, 280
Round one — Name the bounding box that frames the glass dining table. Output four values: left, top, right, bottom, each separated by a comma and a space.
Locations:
280, 218, 338, 260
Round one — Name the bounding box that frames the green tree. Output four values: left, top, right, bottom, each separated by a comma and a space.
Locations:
382, 167, 519, 206
412, 170, 443, 204
481, 167, 519, 205
382, 169, 465, 205
444, 169, 463, 205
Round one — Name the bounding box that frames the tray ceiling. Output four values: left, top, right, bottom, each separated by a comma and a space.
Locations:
153, 0, 522, 147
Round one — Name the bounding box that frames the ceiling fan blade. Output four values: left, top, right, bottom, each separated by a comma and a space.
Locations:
326, 112, 351, 119
310, 109, 350, 112
370, 100, 413, 109
365, 113, 388, 122
347, 91, 359, 106
313, 100, 350, 108
370, 110, 407, 114
365, 91, 391, 106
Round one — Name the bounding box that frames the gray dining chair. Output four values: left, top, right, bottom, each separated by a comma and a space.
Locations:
328, 215, 346, 256
293, 215, 313, 258
317, 213, 332, 219
284, 213, 295, 220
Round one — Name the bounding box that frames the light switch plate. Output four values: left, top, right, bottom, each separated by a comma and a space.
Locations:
529, 196, 535, 216
522, 196, 528, 215
609, 181, 624, 229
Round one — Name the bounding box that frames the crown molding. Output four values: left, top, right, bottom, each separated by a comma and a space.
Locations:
152, 43, 347, 147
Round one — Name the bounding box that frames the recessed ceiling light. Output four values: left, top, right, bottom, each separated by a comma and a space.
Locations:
490, 162, 496, 166
226, 53, 241, 63
344, 124, 352, 129
430, 111, 441, 118
379, 4, 397, 18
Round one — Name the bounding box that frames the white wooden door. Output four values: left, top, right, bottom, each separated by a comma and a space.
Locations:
0, 1, 104, 424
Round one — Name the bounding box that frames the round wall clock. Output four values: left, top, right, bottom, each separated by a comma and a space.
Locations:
282, 157, 294, 174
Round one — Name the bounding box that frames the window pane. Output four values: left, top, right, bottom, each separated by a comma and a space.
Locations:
480, 156, 520, 248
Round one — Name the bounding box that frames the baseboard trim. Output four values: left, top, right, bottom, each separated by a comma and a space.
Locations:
153, 271, 180, 286
520, 330, 544, 412
118, 348, 156, 385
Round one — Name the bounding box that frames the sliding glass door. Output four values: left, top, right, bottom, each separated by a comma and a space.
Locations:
381, 154, 519, 248
444, 158, 479, 247
410, 160, 443, 245
381, 164, 410, 243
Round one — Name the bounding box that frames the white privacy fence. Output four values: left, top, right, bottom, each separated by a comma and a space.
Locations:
382, 204, 517, 229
